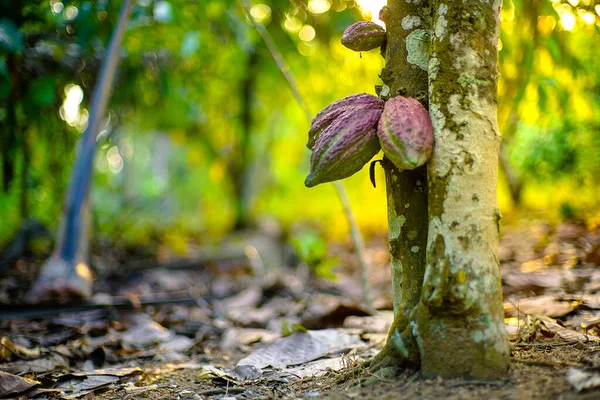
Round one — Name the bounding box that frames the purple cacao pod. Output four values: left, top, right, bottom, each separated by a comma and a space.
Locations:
341, 21, 386, 52
308, 93, 384, 149
377, 96, 434, 170
305, 101, 383, 187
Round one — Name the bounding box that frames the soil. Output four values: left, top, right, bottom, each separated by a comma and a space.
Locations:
80, 340, 598, 399
2, 220, 600, 399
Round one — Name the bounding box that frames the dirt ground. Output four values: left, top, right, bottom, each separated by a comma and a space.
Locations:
64, 340, 599, 399
2, 219, 600, 399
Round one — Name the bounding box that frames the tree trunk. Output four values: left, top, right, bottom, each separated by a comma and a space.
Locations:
20, 129, 30, 220
415, 0, 509, 378
370, 0, 431, 370
371, 0, 509, 379
2, 54, 20, 193
27, 0, 134, 303
233, 46, 260, 231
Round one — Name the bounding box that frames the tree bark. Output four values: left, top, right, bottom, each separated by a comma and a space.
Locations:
233, 45, 260, 231
27, 0, 134, 303
370, 0, 431, 370
415, 0, 509, 378
19, 129, 30, 220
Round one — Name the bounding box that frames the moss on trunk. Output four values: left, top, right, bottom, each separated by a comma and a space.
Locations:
370, 0, 431, 370
414, 0, 509, 379
372, 0, 509, 379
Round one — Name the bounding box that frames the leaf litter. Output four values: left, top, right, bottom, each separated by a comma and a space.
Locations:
0, 221, 600, 398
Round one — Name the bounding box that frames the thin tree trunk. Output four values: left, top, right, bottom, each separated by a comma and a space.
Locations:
27, 0, 134, 303
370, 0, 431, 370
415, 0, 509, 378
19, 129, 29, 219
2, 54, 20, 192
234, 46, 260, 231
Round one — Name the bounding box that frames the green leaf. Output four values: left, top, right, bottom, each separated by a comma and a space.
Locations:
281, 320, 308, 337
314, 257, 338, 281
0, 18, 24, 53
544, 36, 562, 65
537, 84, 547, 113
27, 76, 56, 106
290, 230, 327, 266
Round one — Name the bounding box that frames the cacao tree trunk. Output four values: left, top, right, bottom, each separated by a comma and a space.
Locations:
415, 0, 509, 378
372, 0, 509, 379
370, 0, 431, 370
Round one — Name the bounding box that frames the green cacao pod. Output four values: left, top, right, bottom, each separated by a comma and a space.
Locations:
305, 100, 383, 187
377, 96, 434, 170
308, 93, 384, 149
341, 21, 386, 52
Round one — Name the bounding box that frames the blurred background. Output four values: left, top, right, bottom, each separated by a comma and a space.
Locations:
0, 0, 599, 265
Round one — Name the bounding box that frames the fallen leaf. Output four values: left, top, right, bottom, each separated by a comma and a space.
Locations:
536, 315, 600, 342
237, 328, 365, 369
343, 312, 393, 333
504, 295, 577, 318
0, 336, 42, 360
0, 370, 39, 397
567, 368, 600, 392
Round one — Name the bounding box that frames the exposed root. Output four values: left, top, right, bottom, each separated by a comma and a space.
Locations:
368, 310, 420, 373
27, 255, 93, 303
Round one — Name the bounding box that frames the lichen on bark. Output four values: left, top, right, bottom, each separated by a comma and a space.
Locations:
370, 0, 431, 371
371, 0, 509, 380
415, 0, 509, 379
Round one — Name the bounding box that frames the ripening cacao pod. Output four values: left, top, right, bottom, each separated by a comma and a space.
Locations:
341, 21, 386, 52
308, 93, 384, 149
305, 100, 384, 187
377, 96, 434, 170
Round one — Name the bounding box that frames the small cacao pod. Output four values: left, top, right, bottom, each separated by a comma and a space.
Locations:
308, 93, 384, 149
305, 101, 383, 187
341, 21, 386, 52
377, 96, 434, 170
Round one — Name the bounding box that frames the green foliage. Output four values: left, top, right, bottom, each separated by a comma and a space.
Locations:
290, 230, 338, 280
559, 202, 579, 221
26, 76, 56, 107
508, 123, 577, 181
281, 320, 308, 337
1, 0, 599, 250
0, 18, 23, 53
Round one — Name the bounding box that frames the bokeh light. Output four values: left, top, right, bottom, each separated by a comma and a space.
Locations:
308, 0, 331, 15
250, 3, 271, 24
355, 0, 386, 26
299, 25, 316, 42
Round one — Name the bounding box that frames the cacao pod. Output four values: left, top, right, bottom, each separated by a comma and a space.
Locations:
341, 21, 386, 52
308, 93, 383, 149
305, 101, 383, 187
377, 96, 433, 170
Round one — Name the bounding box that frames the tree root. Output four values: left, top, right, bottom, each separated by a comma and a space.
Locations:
368, 306, 420, 373
26, 255, 93, 303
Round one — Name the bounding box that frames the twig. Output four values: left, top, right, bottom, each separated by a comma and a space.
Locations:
511, 358, 584, 368
197, 387, 246, 396
0, 293, 199, 320
448, 380, 503, 387
513, 341, 579, 348
239, 0, 373, 308
334, 181, 372, 308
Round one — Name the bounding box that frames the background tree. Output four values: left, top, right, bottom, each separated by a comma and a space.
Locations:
27, 0, 134, 302
0, 0, 598, 306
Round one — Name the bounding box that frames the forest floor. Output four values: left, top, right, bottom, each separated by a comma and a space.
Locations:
1, 218, 600, 399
